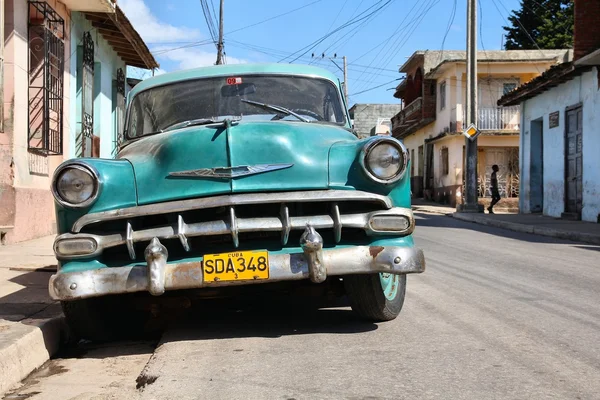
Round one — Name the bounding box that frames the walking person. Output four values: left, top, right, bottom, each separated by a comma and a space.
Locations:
487, 165, 501, 214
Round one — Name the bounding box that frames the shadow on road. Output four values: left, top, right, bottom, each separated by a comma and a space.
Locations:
54, 294, 377, 359
165, 301, 378, 342
415, 212, 600, 250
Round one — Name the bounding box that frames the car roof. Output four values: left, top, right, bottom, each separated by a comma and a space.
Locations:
128, 63, 341, 98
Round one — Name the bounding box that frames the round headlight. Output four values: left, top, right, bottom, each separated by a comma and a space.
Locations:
361, 138, 408, 184
52, 164, 99, 208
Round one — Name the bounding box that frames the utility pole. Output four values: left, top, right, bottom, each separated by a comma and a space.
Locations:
313, 53, 348, 101
343, 56, 348, 102
216, 0, 224, 65
459, 0, 484, 212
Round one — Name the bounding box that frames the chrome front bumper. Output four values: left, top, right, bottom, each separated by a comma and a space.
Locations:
50, 226, 425, 301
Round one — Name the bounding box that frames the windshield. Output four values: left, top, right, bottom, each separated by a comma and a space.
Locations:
126, 74, 347, 138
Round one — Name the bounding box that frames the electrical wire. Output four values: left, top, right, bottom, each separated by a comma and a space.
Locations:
279, 0, 392, 63
227, 0, 324, 35
352, 0, 440, 93
151, 1, 324, 57
349, 78, 402, 97
438, 0, 458, 65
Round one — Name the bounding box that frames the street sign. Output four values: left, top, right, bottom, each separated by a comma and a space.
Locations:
463, 123, 480, 141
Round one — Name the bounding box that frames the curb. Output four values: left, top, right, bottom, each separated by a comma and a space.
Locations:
452, 213, 600, 245
0, 316, 66, 396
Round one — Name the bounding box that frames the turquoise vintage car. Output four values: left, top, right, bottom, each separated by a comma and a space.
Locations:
49, 63, 425, 339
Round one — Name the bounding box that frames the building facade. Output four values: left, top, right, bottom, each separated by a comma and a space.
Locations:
1, 0, 157, 244
392, 50, 571, 207
499, 0, 600, 223
349, 103, 401, 138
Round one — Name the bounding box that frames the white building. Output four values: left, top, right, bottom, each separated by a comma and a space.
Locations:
498, 0, 600, 223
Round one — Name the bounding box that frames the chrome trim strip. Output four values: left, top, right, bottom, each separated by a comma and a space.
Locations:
72, 190, 393, 232
55, 208, 415, 261
229, 206, 239, 248
49, 245, 426, 301
280, 204, 290, 246
168, 163, 293, 179
126, 221, 136, 260
177, 215, 190, 252
331, 203, 342, 243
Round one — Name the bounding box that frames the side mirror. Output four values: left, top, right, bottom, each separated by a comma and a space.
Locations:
221, 82, 256, 97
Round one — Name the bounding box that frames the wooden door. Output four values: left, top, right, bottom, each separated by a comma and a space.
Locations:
565, 107, 583, 216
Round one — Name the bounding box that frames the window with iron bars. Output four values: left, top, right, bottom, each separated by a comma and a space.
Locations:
28, 1, 64, 155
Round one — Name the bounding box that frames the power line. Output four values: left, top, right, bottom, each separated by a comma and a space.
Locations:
150, 1, 324, 57
199, 0, 218, 45
280, 0, 393, 64
227, 0, 324, 35
492, 0, 543, 51
351, 0, 421, 63
349, 79, 402, 96
351, 0, 427, 90
488, 0, 544, 72
227, 40, 398, 77
353, 0, 440, 93
439, 0, 458, 64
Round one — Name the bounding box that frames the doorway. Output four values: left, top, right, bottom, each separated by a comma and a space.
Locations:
564, 106, 583, 219
530, 119, 543, 212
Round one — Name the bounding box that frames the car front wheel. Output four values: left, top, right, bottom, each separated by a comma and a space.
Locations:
344, 273, 406, 321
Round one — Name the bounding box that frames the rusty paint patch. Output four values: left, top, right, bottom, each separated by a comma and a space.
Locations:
369, 246, 384, 258
169, 262, 203, 288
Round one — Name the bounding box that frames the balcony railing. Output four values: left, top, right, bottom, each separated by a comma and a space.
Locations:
478, 106, 520, 131
392, 97, 423, 128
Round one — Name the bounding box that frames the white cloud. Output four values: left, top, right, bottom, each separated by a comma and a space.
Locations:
154, 46, 247, 70
119, 0, 201, 43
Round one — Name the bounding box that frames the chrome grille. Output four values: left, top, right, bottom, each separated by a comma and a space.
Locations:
59, 190, 414, 261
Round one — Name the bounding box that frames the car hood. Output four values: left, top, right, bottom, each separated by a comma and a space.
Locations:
118, 121, 357, 205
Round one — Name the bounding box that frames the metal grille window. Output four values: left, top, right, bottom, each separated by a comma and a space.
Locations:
113, 68, 126, 156
78, 31, 94, 157
439, 81, 446, 110
28, 1, 64, 155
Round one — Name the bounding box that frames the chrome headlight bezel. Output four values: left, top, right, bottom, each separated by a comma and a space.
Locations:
359, 137, 409, 184
51, 162, 101, 209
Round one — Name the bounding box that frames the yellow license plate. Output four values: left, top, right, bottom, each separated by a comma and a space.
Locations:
203, 250, 269, 282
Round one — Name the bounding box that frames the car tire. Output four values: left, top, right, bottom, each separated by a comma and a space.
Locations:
344, 273, 406, 322
61, 295, 150, 342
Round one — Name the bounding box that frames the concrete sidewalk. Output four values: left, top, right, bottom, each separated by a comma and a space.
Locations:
0, 235, 65, 396
412, 198, 600, 246
453, 212, 600, 246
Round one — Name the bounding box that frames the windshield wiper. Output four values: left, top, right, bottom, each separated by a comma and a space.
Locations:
240, 99, 310, 122
161, 118, 236, 132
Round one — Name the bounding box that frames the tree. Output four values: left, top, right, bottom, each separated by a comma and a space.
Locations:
503, 0, 574, 50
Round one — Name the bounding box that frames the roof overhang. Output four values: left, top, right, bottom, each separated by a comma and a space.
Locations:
575, 48, 600, 66
425, 58, 564, 79
83, 6, 159, 70
62, 0, 116, 13
399, 52, 425, 73
498, 62, 593, 106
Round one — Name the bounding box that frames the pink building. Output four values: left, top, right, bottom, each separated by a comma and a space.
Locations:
1, 0, 157, 244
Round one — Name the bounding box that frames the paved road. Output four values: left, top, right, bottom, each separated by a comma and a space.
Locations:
5, 212, 600, 400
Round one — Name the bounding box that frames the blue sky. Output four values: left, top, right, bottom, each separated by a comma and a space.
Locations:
120, 0, 522, 105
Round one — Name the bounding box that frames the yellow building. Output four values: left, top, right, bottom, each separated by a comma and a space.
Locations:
392, 50, 571, 208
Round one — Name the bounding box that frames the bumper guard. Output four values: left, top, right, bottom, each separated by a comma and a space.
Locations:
50, 225, 425, 301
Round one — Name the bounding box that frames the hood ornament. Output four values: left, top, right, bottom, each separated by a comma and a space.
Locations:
169, 163, 293, 179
